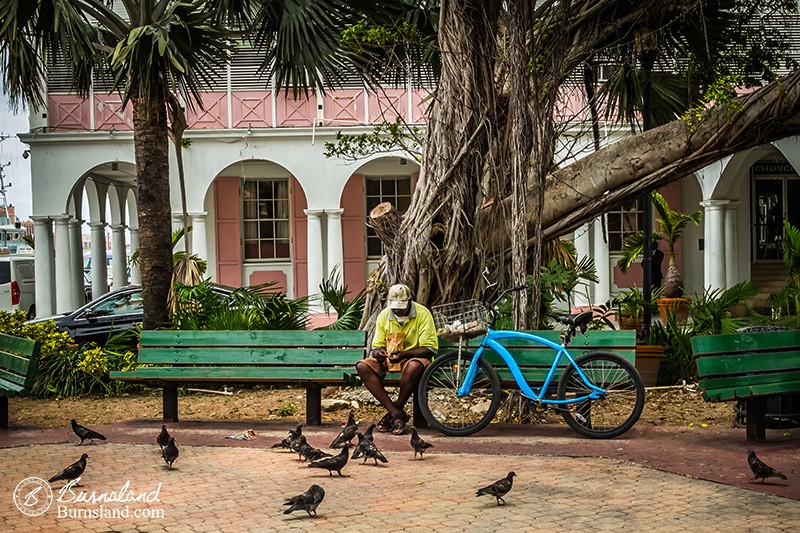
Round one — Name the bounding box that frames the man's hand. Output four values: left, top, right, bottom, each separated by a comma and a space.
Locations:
387, 351, 407, 364
371, 348, 388, 363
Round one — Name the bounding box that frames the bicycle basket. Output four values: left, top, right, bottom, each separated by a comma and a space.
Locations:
431, 300, 489, 341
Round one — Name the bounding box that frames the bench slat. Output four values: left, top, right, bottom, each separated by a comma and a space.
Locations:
700, 370, 800, 392
691, 330, 800, 356
112, 366, 355, 382
138, 347, 365, 365
695, 349, 800, 377
701, 380, 800, 402
0, 377, 27, 397
0, 350, 35, 375
0, 333, 40, 358
140, 330, 367, 347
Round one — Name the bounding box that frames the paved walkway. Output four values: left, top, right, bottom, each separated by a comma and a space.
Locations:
2, 420, 799, 532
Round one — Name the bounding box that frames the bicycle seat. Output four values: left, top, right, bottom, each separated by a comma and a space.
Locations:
559, 310, 594, 331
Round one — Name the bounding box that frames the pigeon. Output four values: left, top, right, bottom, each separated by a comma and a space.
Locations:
162, 436, 179, 469
297, 439, 333, 462
308, 444, 351, 476
291, 435, 310, 460
359, 438, 388, 466
49, 453, 88, 485
272, 424, 303, 449
748, 449, 788, 483
157, 425, 170, 449
476, 471, 516, 505
330, 410, 358, 448
283, 484, 325, 517
363, 423, 376, 442
409, 426, 434, 459
351, 432, 368, 460
71, 419, 107, 445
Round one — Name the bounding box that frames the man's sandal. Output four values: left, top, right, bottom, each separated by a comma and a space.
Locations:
376, 412, 393, 432
390, 412, 409, 435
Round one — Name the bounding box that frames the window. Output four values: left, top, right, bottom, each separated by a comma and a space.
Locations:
365, 175, 412, 257
607, 198, 644, 252
242, 179, 291, 260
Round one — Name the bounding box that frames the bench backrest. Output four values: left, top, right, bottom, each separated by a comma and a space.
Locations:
439, 329, 636, 384
691, 330, 800, 402
0, 332, 40, 390
138, 330, 367, 366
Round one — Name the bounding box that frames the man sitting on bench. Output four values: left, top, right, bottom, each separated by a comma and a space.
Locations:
355, 284, 438, 435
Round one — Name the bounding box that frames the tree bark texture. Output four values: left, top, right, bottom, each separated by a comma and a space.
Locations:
133, 95, 174, 329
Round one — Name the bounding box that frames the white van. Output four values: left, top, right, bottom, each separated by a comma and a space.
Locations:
0, 255, 36, 318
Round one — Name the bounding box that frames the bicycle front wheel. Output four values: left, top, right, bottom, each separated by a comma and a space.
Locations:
417, 351, 501, 436
556, 351, 645, 439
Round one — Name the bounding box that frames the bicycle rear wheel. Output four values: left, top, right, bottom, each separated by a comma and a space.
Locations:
556, 351, 645, 439
417, 351, 501, 436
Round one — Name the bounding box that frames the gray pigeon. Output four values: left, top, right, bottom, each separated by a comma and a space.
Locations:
291, 435, 310, 460
162, 436, 179, 469
360, 438, 388, 466
298, 439, 333, 462
748, 450, 788, 483
363, 423, 376, 442
352, 432, 368, 460
49, 453, 88, 485
157, 425, 170, 449
476, 471, 516, 505
330, 410, 358, 448
283, 484, 325, 517
272, 423, 303, 449
308, 444, 350, 477
409, 426, 434, 459
71, 419, 107, 445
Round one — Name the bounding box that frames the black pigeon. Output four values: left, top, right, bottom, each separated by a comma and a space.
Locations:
476, 471, 516, 505
748, 449, 788, 483
298, 439, 333, 462
409, 426, 434, 460
49, 453, 88, 485
363, 423, 376, 442
283, 484, 325, 517
291, 435, 310, 460
162, 436, 179, 469
308, 444, 350, 477
360, 438, 388, 466
272, 423, 303, 449
352, 432, 368, 460
71, 419, 107, 445
330, 410, 358, 449
157, 425, 170, 449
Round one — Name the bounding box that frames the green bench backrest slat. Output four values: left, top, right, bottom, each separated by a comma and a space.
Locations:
0, 333, 39, 389
0, 350, 34, 376
129, 366, 352, 381
139, 347, 365, 365
0, 377, 27, 395
0, 333, 40, 357
700, 370, 800, 391
140, 330, 366, 348
696, 348, 800, 377
701, 380, 800, 403
691, 330, 800, 357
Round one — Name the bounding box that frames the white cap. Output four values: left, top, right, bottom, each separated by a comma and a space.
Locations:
386, 284, 411, 309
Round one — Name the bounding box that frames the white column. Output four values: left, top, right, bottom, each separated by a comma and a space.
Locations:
172, 213, 186, 253
305, 209, 324, 310
701, 200, 729, 292
129, 228, 141, 284
325, 209, 344, 279
52, 215, 73, 313
89, 222, 109, 298
189, 212, 208, 261
31, 216, 55, 317
724, 202, 740, 289
593, 216, 611, 305
110, 224, 128, 288
573, 224, 590, 307
69, 219, 85, 309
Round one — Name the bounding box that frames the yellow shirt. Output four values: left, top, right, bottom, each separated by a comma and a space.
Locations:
372, 302, 439, 354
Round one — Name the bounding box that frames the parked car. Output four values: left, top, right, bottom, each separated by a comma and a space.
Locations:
26, 284, 235, 345
0, 254, 36, 318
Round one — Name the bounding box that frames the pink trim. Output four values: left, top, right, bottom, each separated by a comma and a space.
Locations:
187, 93, 228, 129
93, 96, 133, 130
231, 92, 273, 128
340, 174, 367, 293
323, 90, 364, 125
369, 89, 408, 123
307, 312, 339, 329
412, 89, 431, 123
249, 270, 287, 292
48, 95, 90, 131
214, 177, 243, 286
291, 177, 309, 296
276, 92, 315, 126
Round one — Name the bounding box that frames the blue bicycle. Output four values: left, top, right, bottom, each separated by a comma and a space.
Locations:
419, 287, 645, 439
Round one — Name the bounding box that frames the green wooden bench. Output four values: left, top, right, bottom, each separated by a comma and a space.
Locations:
691, 329, 800, 441
345, 329, 637, 423
110, 330, 367, 425
0, 332, 40, 428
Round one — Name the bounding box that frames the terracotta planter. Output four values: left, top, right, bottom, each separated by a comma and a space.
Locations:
619, 317, 643, 341
635, 344, 664, 387
657, 297, 690, 323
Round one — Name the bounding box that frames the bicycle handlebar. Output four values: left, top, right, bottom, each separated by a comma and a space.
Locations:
491, 285, 527, 309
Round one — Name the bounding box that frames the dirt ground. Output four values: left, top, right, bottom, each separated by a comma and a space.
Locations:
9, 384, 738, 430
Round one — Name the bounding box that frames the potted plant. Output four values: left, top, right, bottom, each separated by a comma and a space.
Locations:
612, 285, 660, 340
617, 191, 702, 321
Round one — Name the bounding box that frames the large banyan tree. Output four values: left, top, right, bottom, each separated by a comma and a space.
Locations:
356, 0, 800, 329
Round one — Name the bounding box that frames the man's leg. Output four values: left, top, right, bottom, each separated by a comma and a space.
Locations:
356, 361, 402, 416
396, 360, 425, 411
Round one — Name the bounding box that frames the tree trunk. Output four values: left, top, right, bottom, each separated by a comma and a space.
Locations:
133, 95, 173, 329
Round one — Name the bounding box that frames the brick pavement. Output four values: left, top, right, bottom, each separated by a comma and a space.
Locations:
2, 424, 800, 532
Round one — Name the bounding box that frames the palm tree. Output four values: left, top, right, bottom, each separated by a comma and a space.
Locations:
617, 191, 702, 298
